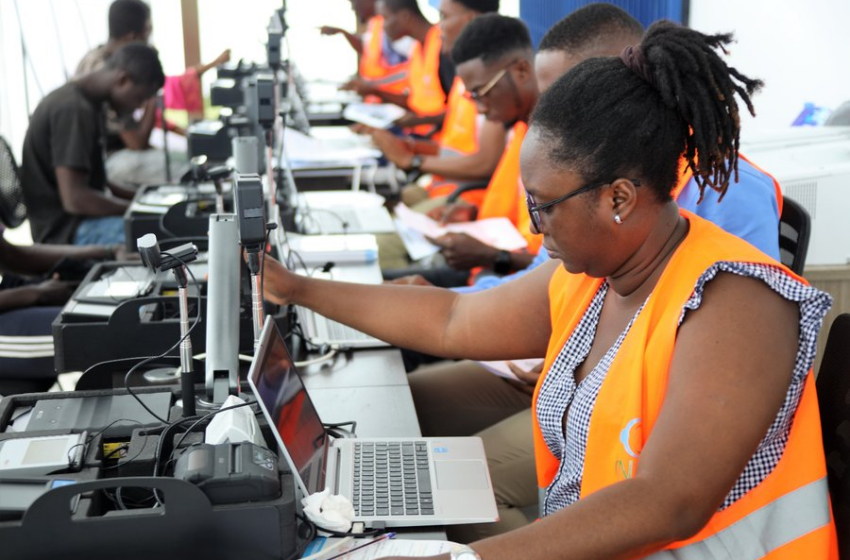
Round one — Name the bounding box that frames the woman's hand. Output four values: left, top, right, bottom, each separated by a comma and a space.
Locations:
261, 254, 297, 305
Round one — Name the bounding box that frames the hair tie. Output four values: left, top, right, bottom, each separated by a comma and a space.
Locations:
619, 45, 657, 88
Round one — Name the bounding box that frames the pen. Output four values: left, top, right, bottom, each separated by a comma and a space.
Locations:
322, 532, 397, 560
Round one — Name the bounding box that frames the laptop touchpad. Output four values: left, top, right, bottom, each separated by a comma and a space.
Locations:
434, 461, 489, 490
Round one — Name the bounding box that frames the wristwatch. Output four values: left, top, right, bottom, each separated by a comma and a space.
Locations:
450, 544, 482, 560
493, 249, 512, 275
408, 154, 424, 173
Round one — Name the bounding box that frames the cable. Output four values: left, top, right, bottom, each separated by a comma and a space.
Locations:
66, 418, 148, 466
294, 348, 337, 368
295, 513, 385, 539
119, 250, 204, 424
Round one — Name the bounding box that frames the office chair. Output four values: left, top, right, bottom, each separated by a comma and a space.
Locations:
0, 135, 27, 228
0, 138, 56, 396
815, 313, 850, 555
778, 196, 811, 275
446, 182, 489, 205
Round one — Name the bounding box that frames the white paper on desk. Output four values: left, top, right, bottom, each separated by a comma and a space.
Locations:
343, 102, 406, 129
305, 538, 455, 559
394, 203, 529, 251
478, 358, 544, 382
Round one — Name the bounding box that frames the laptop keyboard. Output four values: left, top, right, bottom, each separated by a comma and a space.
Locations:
326, 319, 376, 342
352, 441, 435, 517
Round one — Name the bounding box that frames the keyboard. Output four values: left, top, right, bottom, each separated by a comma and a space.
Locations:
325, 318, 376, 342
351, 441, 434, 517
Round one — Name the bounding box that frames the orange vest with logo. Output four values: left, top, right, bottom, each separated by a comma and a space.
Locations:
425, 77, 487, 207
477, 121, 541, 253
359, 16, 409, 101
671, 154, 784, 217
533, 210, 837, 557
407, 25, 446, 120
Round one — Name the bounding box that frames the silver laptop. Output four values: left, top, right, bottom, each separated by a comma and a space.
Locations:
247, 318, 498, 527
295, 305, 391, 350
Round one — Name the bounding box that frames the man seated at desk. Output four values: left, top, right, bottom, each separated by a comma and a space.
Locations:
21, 43, 165, 246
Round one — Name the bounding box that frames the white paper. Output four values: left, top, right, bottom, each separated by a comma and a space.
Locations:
303, 537, 455, 560
478, 359, 544, 382
343, 102, 406, 129
393, 218, 440, 262
394, 204, 529, 252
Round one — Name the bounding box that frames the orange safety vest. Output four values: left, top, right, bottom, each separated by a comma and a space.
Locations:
478, 121, 541, 254
671, 154, 784, 217
533, 210, 838, 557
407, 25, 446, 119
359, 16, 409, 102
425, 77, 487, 207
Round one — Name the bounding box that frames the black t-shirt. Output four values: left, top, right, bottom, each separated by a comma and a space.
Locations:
21, 82, 107, 244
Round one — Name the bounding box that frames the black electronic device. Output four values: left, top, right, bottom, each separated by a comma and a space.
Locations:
174, 442, 281, 504
25, 393, 172, 437
234, 174, 267, 251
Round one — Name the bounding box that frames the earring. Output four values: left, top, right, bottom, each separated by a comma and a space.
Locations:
614, 214, 623, 225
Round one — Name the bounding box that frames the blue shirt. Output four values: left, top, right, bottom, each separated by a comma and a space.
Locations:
454, 157, 781, 294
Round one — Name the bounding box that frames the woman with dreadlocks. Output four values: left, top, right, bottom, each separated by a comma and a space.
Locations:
261, 21, 837, 559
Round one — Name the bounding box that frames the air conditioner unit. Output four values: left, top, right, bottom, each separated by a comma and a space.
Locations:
742, 127, 850, 266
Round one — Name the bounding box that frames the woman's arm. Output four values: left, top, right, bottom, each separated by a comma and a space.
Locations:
264, 256, 557, 360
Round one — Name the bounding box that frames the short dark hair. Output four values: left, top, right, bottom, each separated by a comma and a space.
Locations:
106, 43, 165, 90
108, 0, 151, 40
539, 3, 644, 54
452, 0, 499, 13
451, 14, 531, 66
531, 21, 763, 203
381, 0, 424, 16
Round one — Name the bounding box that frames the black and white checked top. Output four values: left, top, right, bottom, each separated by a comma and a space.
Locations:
538, 262, 832, 517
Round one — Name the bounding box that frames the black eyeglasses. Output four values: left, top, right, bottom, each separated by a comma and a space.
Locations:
525, 179, 642, 232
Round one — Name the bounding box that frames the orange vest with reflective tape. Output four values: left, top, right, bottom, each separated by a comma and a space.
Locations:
477, 121, 541, 253
426, 77, 487, 207
407, 25, 446, 118
359, 16, 409, 101
533, 210, 837, 557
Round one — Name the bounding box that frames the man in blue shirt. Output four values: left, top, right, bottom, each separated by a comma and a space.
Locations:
402, 4, 784, 543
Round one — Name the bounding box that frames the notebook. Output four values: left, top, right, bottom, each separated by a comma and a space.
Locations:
247, 318, 498, 527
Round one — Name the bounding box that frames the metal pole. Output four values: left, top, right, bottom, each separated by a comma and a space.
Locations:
177, 274, 196, 416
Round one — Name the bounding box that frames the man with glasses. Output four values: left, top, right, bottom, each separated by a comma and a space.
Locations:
403, 4, 784, 543
384, 14, 542, 288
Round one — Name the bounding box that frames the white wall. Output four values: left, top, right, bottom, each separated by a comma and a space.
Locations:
689, 0, 850, 138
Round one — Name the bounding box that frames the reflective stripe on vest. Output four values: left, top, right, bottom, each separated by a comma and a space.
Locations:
646, 478, 831, 560
533, 210, 837, 556
407, 25, 446, 117
360, 16, 409, 96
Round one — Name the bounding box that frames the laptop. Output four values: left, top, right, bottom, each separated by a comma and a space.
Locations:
246, 318, 499, 527
295, 305, 391, 350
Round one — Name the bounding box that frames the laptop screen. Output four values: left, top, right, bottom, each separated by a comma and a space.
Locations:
248, 319, 328, 495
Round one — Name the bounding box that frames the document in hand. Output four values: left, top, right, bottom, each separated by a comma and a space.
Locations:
343, 102, 407, 129
477, 358, 544, 382
393, 203, 529, 261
